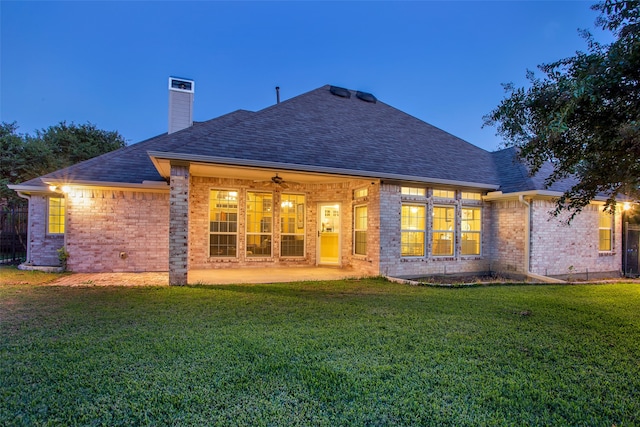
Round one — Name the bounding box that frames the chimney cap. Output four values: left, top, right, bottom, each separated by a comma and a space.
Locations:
169, 77, 194, 93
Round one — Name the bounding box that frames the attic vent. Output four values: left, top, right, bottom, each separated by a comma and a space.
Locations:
329, 86, 351, 98
356, 91, 377, 103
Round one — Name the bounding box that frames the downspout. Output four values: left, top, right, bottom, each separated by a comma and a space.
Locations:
518, 195, 565, 283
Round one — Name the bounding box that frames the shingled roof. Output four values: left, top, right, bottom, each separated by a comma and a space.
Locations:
19, 84, 568, 194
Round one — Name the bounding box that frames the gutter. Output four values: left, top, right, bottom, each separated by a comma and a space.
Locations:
518, 195, 565, 283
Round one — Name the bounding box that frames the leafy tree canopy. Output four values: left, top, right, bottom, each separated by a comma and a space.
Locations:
1, 121, 126, 205
484, 0, 640, 218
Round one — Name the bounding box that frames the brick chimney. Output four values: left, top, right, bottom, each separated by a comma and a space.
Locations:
168, 77, 194, 134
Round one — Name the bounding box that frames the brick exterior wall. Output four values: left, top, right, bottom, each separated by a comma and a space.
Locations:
379, 184, 492, 278
64, 188, 169, 273
26, 195, 64, 266
25, 176, 622, 281
186, 176, 379, 276
529, 200, 620, 278
488, 200, 527, 275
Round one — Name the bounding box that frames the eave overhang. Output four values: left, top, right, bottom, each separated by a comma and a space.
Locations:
147, 151, 500, 191
484, 189, 610, 202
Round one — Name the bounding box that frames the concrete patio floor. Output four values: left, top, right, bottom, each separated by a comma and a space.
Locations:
48, 266, 367, 287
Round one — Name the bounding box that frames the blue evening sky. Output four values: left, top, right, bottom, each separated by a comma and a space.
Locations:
1, 1, 611, 151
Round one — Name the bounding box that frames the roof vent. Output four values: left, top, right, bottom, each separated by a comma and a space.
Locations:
356, 91, 377, 103
329, 86, 351, 98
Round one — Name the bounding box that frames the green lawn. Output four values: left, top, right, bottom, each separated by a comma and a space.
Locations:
1, 279, 639, 426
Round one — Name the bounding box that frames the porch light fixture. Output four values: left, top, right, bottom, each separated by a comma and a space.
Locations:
48, 185, 71, 194
623, 202, 632, 211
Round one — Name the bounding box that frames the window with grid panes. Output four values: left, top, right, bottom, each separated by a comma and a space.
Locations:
280, 194, 305, 257
246, 192, 272, 257
354, 205, 367, 255
598, 210, 613, 251
401, 187, 425, 196
209, 190, 238, 257
432, 206, 454, 256
461, 207, 481, 255
401, 204, 425, 256
48, 197, 65, 234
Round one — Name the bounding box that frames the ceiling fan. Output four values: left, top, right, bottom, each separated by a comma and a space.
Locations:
256, 173, 290, 189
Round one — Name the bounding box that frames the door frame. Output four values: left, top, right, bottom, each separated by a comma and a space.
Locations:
317, 202, 341, 266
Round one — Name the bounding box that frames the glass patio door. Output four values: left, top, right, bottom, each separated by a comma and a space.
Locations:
318, 203, 341, 265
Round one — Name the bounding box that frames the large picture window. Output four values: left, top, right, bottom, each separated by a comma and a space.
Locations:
432, 206, 454, 256
280, 193, 305, 257
461, 207, 481, 255
401, 204, 425, 256
599, 210, 613, 252
48, 197, 65, 234
209, 190, 238, 257
246, 191, 273, 257
354, 205, 367, 256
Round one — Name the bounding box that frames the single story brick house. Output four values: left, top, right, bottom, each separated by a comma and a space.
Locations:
10, 80, 622, 285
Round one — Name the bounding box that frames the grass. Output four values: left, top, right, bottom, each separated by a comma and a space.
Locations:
0, 266, 67, 286
1, 278, 639, 426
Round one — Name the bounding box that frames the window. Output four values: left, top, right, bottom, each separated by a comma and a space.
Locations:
461, 207, 481, 255
246, 192, 273, 257
401, 187, 425, 197
354, 188, 368, 199
48, 197, 65, 234
599, 210, 613, 251
461, 192, 481, 201
432, 206, 454, 256
354, 205, 367, 255
281, 194, 305, 257
209, 190, 238, 257
433, 189, 455, 199
401, 204, 425, 256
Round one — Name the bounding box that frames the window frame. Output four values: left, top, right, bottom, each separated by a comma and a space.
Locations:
47, 196, 66, 235
353, 204, 367, 256
246, 191, 273, 258
401, 203, 426, 257
209, 189, 239, 258
432, 205, 455, 256
461, 206, 482, 256
598, 209, 613, 252
280, 193, 306, 258
401, 187, 426, 197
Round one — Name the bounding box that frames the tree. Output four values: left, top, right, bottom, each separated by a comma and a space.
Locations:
484, 0, 640, 218
0, 121, 127, 205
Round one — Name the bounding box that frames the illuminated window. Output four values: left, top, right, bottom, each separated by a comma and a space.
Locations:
281, 193, 305, 257
354, 188, 368, 199
432, 206, 454, 256
354, 205, 367, 256
599, 210, 613, 252
401, 204, 425, 256
48, 197, 65, 234
433, 189, 455, 199
246, 192, 273, 257
461, 207, 481, 255
209, 190, 238, 257
401, 187, 426, 197
461, 192, 481, 201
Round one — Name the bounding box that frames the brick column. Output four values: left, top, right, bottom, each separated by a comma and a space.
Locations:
169, 162, 190, 285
